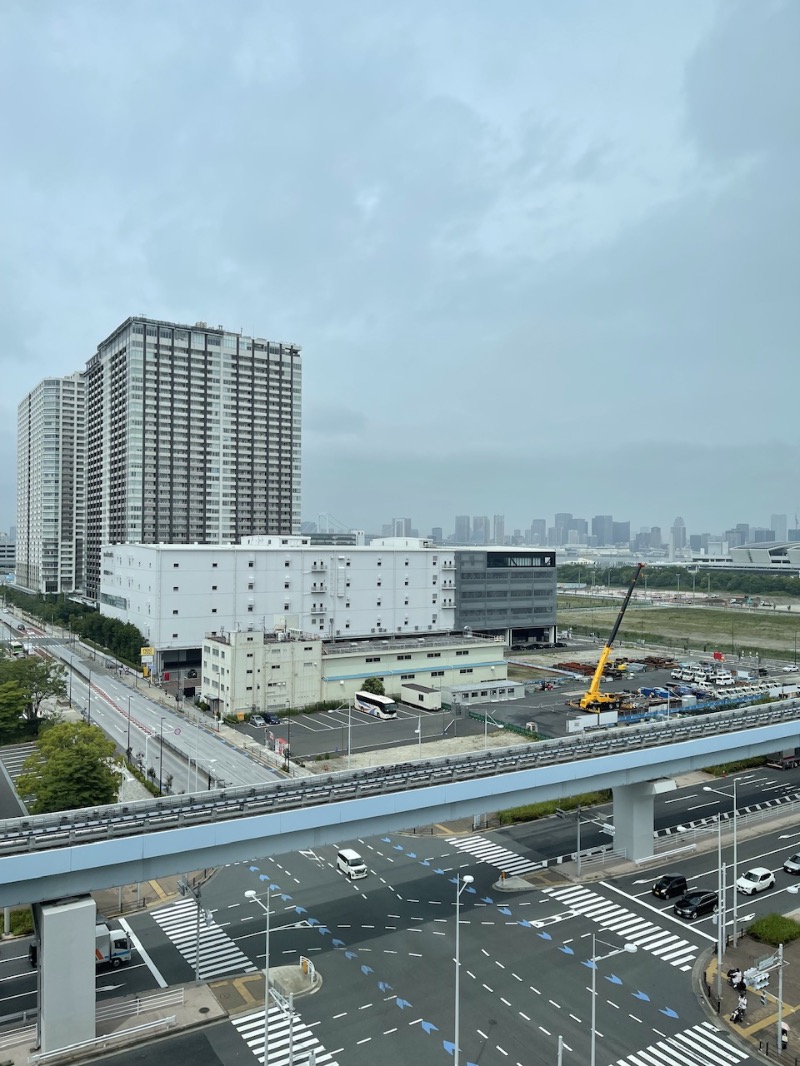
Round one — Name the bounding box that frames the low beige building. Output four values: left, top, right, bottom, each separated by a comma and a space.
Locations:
201, 629, 507, 717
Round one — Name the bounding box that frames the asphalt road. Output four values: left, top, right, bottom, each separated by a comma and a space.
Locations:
0, 612, 282, 793
76, 823, 762, 1066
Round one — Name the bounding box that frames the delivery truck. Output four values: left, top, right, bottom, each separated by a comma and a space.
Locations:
28, 922, 132, 969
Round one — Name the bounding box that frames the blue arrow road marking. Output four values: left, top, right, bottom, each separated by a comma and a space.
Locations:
421, 1020, 438, 1035
537, 931, 552, 941
660, 1007, 679, 1018
606, 974, 623, 985
559, 945, 574, 955
396, 998, 412, 1010
361, 965, 374, 975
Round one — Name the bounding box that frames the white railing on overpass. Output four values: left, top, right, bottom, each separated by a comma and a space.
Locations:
0, 697, 798, 857
0, 696, 797, 909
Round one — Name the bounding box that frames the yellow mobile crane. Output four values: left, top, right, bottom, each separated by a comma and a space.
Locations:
580, 563, 645, 712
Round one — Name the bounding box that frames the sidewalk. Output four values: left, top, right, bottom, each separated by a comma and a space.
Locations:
0, 963, 321, 1066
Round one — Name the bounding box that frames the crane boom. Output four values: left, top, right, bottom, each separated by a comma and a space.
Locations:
580, 563, 645, 711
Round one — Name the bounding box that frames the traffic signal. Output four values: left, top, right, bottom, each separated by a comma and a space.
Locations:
761, 992, 768, 1006
746, 968, 770, 991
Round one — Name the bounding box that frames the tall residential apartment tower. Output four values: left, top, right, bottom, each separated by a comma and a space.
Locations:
17, 374, 86, 593
18, 316, 302, 598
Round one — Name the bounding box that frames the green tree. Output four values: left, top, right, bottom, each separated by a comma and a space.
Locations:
16, 722, 123, 814
0, 657, 66, 724
0, 680, 28, 742
362, 676, 385, 695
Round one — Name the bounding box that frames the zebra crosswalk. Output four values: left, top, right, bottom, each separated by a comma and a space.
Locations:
150, 897, 257, 980
541, 885, 699, 970
446, 834, 542, 876
233, 1004, 339, 1065
614, 1020, 749, 1066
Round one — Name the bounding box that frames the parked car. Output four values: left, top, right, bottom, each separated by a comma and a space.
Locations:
736, 867, 776, 895
673, 890, 718, 920
652, 873, 688, 900
784, 854, 800, 875
250, 715, 266, 727
264, 714, 281, 725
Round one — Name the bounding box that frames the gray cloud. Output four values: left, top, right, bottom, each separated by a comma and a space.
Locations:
0, 0, 796, 540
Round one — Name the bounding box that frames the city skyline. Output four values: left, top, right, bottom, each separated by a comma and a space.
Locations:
326, 511, 797, 549
1, 3, 797, 536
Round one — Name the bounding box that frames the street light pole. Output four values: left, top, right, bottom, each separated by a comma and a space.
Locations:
417, 716, 422, 759
704, 780, 740, 946
590, 935, 638, 1066
716, 816, 724, 1004
126, 695, 132, 759
245, 887, 272, 1066
454, 872, 474, 1066
158, 718, 165, 794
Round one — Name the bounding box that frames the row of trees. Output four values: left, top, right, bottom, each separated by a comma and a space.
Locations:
1, 587, 144, 663
558, 563, 800, 598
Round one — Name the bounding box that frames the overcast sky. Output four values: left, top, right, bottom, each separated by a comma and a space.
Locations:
1, 1, 797, 540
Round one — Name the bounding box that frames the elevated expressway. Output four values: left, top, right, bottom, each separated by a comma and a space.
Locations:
2, 699, 799, 908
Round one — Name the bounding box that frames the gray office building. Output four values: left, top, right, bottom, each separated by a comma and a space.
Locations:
453, 548, 556, 646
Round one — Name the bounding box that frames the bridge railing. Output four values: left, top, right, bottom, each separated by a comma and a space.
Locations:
0, 695, 798, 854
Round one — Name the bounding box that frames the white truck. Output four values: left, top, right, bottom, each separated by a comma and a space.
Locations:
29, 922, 132, 969
95, 923, 132, 967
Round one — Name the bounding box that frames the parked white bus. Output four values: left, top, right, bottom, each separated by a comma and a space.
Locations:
353, 691, 398, 720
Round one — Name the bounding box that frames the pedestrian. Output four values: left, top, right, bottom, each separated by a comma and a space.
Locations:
728, 967, 743, 988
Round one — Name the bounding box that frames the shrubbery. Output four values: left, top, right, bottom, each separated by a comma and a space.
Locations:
748, 913, 800, 946
497, 791, 611, 825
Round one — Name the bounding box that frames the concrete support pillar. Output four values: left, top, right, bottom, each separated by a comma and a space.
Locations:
613, 779, 676, 862
37, 897, 96, 1052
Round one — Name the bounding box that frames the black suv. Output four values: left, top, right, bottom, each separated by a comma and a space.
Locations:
673, 890, 718, 920
652, 873, 688, 900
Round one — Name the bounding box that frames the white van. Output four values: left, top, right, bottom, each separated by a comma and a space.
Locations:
337, 848, 368, 880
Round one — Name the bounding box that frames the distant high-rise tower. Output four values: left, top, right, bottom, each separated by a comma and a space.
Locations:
17, 373, 86, 594
554, 512, 572, 546
392, 517, 412, 537
670, 516, 686, 558
82, 316, 301, 599
454, 515, 471, 544
592, 515, 614, 546
612, 521, 630, 546
472, 516, 490, 545
529, 519, 546, 545
492, 515, 505, 546
771, 514, 788, 542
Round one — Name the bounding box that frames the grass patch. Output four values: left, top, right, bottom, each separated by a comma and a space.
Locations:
497, 790, 611, 825
558, 602, 800, 659
748, 913, 800, 946
702, 757, 768, 777
10, 908, 33, 936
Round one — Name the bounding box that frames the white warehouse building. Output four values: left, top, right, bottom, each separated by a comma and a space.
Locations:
99, 536, 557, 681
100, 536, 456, 674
